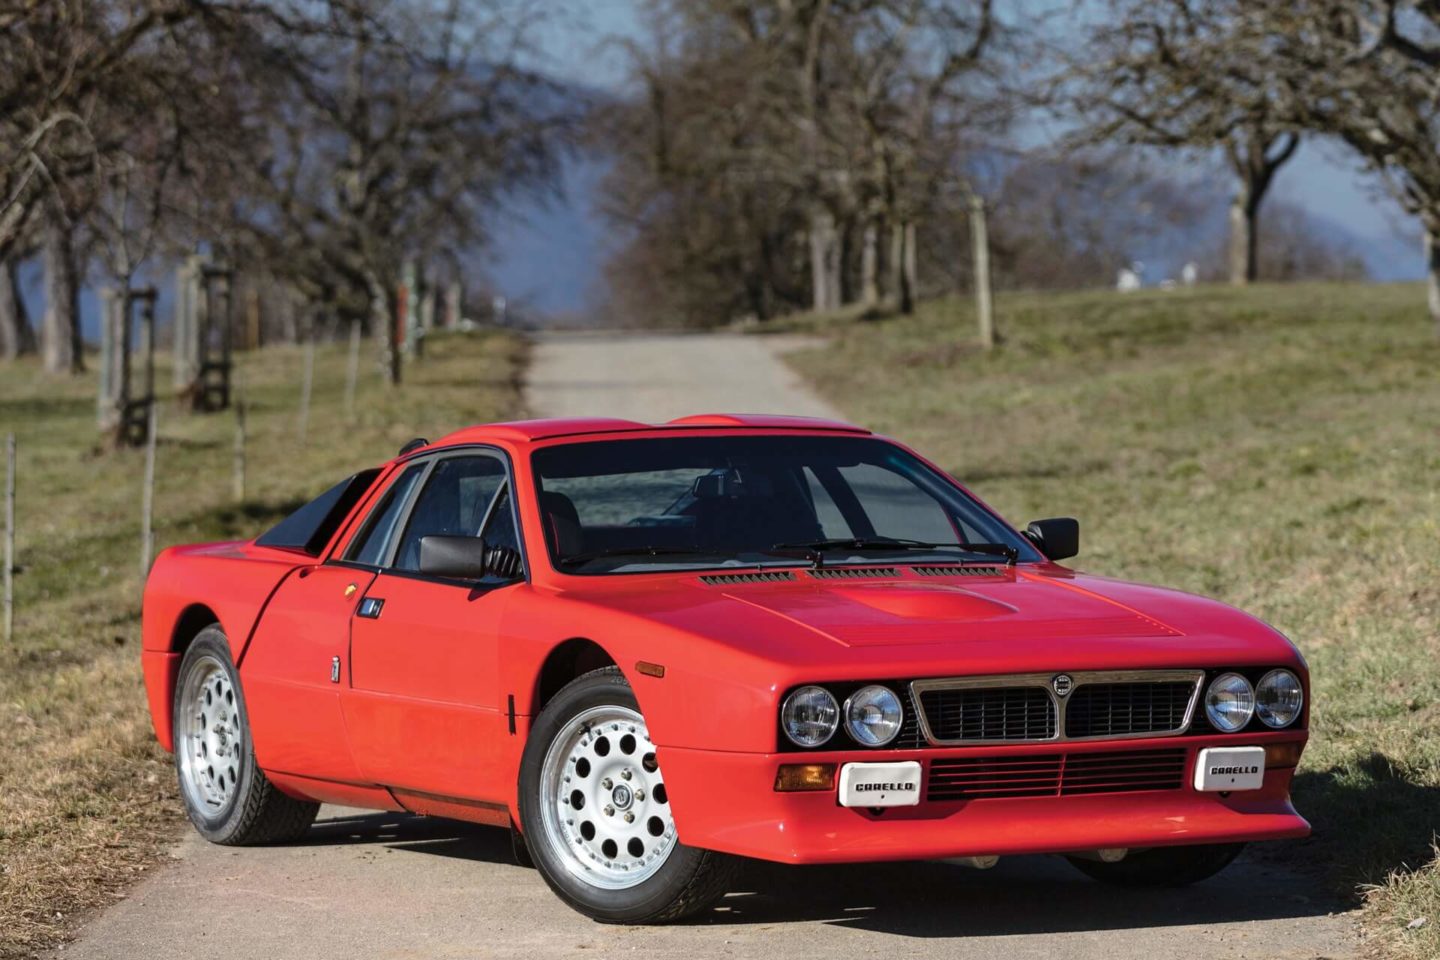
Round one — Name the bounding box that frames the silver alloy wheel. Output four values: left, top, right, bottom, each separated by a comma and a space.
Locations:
176, 654, 243, 814
538, 705, 677, 889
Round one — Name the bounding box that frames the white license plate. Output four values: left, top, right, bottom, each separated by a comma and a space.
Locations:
1194, 747, 1266, 792
839, 761, 922, 807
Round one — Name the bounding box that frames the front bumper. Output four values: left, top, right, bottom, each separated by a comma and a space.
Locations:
659, 732, 1310, 865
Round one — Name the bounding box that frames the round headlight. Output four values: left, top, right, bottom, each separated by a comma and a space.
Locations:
844, 685, 903, 747
781, 685, 839, 748
1255, 669, 1303, 728
1205, 672, 1255, 732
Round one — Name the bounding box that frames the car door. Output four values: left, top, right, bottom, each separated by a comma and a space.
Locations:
342, 451, 524, 803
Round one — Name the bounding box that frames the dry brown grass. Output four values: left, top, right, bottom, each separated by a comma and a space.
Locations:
0, 330, 526, 959
783, 282, 1440, 958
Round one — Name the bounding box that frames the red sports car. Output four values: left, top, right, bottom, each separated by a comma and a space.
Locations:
141, 415, 1310, 922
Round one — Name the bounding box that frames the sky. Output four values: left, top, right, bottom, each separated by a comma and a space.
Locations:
488, 0, 1426, 316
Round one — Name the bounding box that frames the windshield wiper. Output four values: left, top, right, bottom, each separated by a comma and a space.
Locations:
772, 538, 1019, 565
558, 546, 735, 567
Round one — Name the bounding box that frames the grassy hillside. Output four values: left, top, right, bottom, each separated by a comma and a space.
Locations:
0, 331, 526, 959
784, 282, 1440, 958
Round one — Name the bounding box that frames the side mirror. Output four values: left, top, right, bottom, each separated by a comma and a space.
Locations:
419, 535, 490, 580
1024, 518, 1079, 561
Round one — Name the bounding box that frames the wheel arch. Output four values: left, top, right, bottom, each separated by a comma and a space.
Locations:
531, 636, 619, 715
146, 603, 226, 753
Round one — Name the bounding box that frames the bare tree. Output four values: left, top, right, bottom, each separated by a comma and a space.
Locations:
0, 256, 36, 359
1059, 0, 1300, 285
1244, 1, 1440, 333
177, 0, 575, 384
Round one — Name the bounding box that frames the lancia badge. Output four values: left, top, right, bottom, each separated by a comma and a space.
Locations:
1052, 674, 1074, 696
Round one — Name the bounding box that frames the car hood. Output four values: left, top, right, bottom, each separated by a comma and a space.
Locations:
551, 564, 1299, 674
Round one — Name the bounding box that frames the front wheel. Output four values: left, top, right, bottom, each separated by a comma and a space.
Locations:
518, 667, 738, 923
173, 626, 319, 845
1065, 843, 1245, 886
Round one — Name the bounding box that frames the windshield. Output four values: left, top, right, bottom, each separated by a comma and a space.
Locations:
531, 436, 1040, 573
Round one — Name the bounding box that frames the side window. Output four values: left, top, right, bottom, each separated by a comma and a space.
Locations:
481, 484, 521, 555
393, 456, 507, 571
345, 463, 427, 566
837, 462, 955, 542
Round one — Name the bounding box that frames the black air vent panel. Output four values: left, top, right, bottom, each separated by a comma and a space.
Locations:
698, 571, 795, 585
808, 567, 899, 580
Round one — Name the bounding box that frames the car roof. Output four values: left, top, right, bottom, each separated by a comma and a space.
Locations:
428, 414, 870, 448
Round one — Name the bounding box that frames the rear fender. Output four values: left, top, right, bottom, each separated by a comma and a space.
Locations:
141, 542, 305, 750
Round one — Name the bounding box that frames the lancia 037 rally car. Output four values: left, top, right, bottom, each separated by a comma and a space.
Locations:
141, 415, 1309, 922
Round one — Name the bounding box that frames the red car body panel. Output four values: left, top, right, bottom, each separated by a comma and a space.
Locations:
141, 415, 1311, 864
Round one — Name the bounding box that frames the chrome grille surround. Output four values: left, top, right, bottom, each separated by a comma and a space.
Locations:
909, 670, 1205, 747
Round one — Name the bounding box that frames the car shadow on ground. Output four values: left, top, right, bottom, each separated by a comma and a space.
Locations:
699, 850, 1349, 938
294, 810, 1352, 939
298, 810, 516, 866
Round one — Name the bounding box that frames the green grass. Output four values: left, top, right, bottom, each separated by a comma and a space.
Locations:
0, 330, 526, 959
785, 282, 1440, 959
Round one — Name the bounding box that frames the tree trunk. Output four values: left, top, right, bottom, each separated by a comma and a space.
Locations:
0, 259, 36, 359
368, 272, 401, 386
1227, 198, 1259, 286
808, 207, 840, 313
860, 221, 880, 309
896, 221, 917, 314
41, 211, 82, 374
1426, 228, 1440, 340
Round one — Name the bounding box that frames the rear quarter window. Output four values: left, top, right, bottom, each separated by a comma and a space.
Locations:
255, 469, 381, 556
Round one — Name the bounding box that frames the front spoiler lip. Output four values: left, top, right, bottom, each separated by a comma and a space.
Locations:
657, 734, 1310, 865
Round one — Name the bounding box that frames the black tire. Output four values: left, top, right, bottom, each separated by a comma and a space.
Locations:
172, 626, 319, 845
518, 666, 740, 923
1065, 842, 1245, 887
510, 819, 535, 869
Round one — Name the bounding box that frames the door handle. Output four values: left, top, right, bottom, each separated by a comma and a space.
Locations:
357, 597, 384, 619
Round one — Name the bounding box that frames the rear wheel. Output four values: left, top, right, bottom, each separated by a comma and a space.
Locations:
173, 626, 319, 845
518, 667, 738, 923
1065, 843, 1245, 886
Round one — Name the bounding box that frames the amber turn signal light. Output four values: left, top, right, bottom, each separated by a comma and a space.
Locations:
774, 763, 837, 792
1264, 741, 1304, 768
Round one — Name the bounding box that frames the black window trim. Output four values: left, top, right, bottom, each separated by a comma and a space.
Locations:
325, 444, 530, 587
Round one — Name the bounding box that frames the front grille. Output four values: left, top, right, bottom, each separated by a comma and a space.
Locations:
1064, 681, 1196, 739
808, 567, 898, 580
918, 687, 1056, 743
927, 747, 1188, 801
911, 671, 1202, 745
698, 571, 794, 585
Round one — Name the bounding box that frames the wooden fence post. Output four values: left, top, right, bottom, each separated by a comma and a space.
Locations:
344, 318, 361, 420
140, 405, 157, 577
4, 433, 14, 642
970, 194, 996, 350
233, 377, 246, 502
298, 332, 315, 445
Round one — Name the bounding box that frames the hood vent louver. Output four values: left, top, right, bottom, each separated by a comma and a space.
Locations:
912, 564, 1007, 577
698, 570, 795, 585
807, 567, 899, 580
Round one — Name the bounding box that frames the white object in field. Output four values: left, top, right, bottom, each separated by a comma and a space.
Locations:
1181, 261, 1199, 286
1116, 267, 1141, 292
838, 761, 922, 807
1194, 746, 1266, 791
1159, 279, 1176, 290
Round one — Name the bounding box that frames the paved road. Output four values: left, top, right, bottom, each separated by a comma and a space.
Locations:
59, 332, 1361, 960
524, 330, 842, 421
